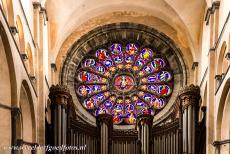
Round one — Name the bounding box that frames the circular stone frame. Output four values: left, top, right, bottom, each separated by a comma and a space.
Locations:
60, 22, 187, 128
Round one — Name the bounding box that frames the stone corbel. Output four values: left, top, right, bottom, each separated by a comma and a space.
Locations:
225, 52, 230, 61
51, 63, 57, 72
205, 1, 220, 25
9, 26, 18, 35
192, 62, 199, 70
20, 53, 28, 61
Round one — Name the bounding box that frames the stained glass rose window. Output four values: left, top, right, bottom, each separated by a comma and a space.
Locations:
75, 43, 173, 125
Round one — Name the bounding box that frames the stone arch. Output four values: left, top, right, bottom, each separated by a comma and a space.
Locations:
0, 21, 17, 150
0, 0, 14, 26
25, 43, 34, 75
15, 15, 25, 53
60, 23, 188, 127
216, 77, 230, 140
217, 41, 227, 75
18, 80, 36, 143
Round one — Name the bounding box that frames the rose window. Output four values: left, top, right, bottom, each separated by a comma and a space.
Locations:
75, 43, 173, 125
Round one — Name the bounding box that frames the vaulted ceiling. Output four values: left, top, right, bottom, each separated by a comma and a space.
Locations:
44, 0, 207, 84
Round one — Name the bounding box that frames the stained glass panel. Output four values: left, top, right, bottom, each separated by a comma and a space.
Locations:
75, 43, 174, 125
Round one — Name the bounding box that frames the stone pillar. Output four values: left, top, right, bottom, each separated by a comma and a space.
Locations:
96, 114, 113, 154
49, 84, 71, 153
178, 84, 200, 154
137, 114, 153, 154
11, 107, 21, 154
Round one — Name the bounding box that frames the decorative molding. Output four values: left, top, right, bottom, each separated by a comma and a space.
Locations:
225, 52, 230, 60
33, 2, 41, 9
40, 7, 48, 22
205, 1, 220, 25
9, 26, 18, 35
29, 75, 36, 81
136, 114, 154, 126
20, 53, 28, 60
213, 139, 230, 147
215, 74, 222, 81
51, 63, 57, 71
192, 62, 199, 70
178, 84, 201, 109
49, 84, 70, 106
112, 129, 138, 139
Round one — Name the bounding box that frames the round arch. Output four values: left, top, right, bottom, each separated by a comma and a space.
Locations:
1, 0, 15, 26
217, 41, 227, 75
25, 43, 34, 75
18, 80, 36, 143
216, 77, 230, 140
0, 21, 17, 149
15, 15, 25, 53
60, 23, 188, 127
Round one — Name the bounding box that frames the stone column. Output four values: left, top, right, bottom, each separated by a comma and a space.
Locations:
178, 84, 200, 154
96, 114, 113, 154
137, 114, 153, 154
49, 84, 71, 153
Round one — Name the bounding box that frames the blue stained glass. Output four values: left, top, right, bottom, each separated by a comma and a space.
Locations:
84, 58, 96, 68
83, 98, 96, 110
96, 49, 109, 60
151, 58, 166, 70
111, 43, 122, 54
76, 43, 173, 125
92, 85, 101, 92
125, 56, 134, 63
78, 85, 91, 96
147, 75, 157, 82
95, 107, 107, 116
114, 55, 123, 63
95, 93, 105, 101
143, 93, 152, 102
104, 60, 113, 67
104, 100, 113, 109
140, 48, 153, 60
135, 59, 144, 67
125, 104, 135, 113
96, 66, 105, 73
143, 66, 153, 74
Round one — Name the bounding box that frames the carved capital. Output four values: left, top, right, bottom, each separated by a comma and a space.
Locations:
136, 114, 154, 126
96, 113, 113, 127
11, 107, 21, 118
178, 84, 200, 109
49, 84, 70, 106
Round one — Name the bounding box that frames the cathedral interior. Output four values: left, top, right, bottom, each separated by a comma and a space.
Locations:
0, 0, 229, 154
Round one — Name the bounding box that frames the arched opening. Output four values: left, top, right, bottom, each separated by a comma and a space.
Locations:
17, 80, 36, 152
15, 15, 25, 53
0, 0, 14, 26
0, 22, 17, 150
216, 78, 230, 141
217, 42, 227, 75
25, 43, 34, 75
